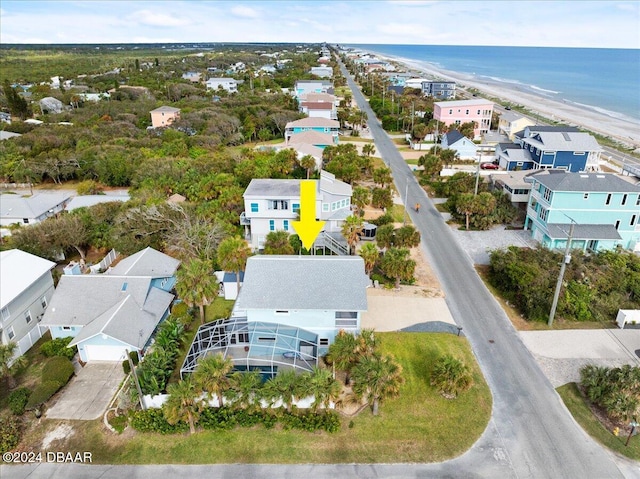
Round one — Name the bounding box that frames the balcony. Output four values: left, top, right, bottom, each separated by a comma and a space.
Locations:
239, 212, 251, 226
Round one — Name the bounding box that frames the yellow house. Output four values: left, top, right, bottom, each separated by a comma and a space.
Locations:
150, 106, 181, 128
498, 112, 536, 141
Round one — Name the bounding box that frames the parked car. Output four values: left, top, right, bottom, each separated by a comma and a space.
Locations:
480, 162, 499, 170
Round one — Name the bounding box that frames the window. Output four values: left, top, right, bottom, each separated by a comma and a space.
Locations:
25, 311, 32, 324
615, 220, 620, 230
465, 109, 469, 115
477, 109, 481, 115
1, 307, 9, 321
250, 203, 259, 213
631, 215, 637, 226
7, 327, 14, 340
62, 326, 72, 331
542, 187, 552, 202
621, 194, 627, 206
275, 310, 289, 315
605, 194, 612, 205
583, 193, 589, 200
636, 195, 640, 206
23, 218, 29, 224
292, 203, 300, 213
41, 296, 47, 309
269, 220, 275, 231
268, 200, 289, 210
573, 151, 585, 155
238, 333, 249, 343
335, 311, 358, 319
449, 109, 452, 114
331, 202, 337, 211
257, 336, 276, 342
335, 319, 358, 328
319, 338, 329, 346
539, 207, 549, 222
322, 203, 329, 212
283, 220, 289, 231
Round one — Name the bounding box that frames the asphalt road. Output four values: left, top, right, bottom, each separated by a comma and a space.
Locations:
0, 63, 630, 479
338, 61, 625, 478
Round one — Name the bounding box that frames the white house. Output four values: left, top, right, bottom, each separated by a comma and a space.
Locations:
205, 77, 238, 93
310, 66, 333, 78
180, 255, 369, 378
0, 193, 72, 234
39, 97, 64, 114
1, 250, 56, 361
241, 170, 352, 252
40, 247, 180, 362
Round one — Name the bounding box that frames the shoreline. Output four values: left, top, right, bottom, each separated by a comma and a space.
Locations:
368, 52, 640, 150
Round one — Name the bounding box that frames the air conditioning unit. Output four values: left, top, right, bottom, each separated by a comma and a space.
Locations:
37, 314, 44, 322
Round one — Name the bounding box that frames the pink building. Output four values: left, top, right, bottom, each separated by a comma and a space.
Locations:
150, 106, 181, 128
433, 99, 494, 140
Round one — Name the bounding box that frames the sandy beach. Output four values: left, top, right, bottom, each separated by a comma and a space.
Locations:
375, 54, 640, 150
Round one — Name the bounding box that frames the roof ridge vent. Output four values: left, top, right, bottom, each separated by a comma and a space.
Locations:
580, 174, 589, 178
596, 175, 605, 178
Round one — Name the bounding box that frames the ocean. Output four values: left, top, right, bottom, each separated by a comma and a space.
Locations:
347, 44, 640, 122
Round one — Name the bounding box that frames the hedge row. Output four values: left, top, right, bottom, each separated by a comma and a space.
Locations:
25, 357, 74, 409
130, 407, 340, 434
41, 336, 77, 360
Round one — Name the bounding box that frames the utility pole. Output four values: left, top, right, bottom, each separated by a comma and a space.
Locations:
548, 222, 575, 327
411, 101, 415, 135
403, 180, 409, 225
474, 152, 481, 195
126, 349, 146, 410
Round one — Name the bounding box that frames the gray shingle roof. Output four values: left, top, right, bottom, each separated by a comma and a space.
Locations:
151, 106, 180, 113
1, 249, 55, 308
108, 247, 180, 278
443, 130, 464, 145
546, 224, 622, 241
530, 171, 640, 193
0, 193, 71, 220
320, 170, 352, 196
235, 256, 368, 311
244, 178, 301, 197
523, 131, 601, 152
285, 117, 339, 129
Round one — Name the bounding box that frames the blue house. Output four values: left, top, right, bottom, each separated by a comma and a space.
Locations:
284, 117, 340, 144
181, 256, 368, 379
505, 126, 602, 173
40, 247, 180, 362
441, 130, 478, 159
524, 170, 640, 252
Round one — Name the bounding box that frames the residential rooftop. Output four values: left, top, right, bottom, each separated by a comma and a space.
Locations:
0, 249, 55, 308
528, 171, 640, 193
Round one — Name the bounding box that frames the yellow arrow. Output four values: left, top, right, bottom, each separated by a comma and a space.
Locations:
292, 180, 325, 250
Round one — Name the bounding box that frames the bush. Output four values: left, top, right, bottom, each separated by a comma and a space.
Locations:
26, 380, 65, 409
130, 408, 189, 434
370, 212, 394, 226
41, 337, 77, 360
430, 355, 473, 398
0, 414, 21, 453
42, 356, 75, 385
76, 180, 104, 195
171, 302, 189, 319
129, 350, 139, 366
8, 388, 31, 415
122, 359, 131, 375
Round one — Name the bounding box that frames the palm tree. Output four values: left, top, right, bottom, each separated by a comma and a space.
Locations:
430, 355, 473, 398
263, 369, 304, 412
351, 186, 371, 216
373, 167, 392, 188
351, 353, 404, 415
163, 378, 203, 434
0, 342, 26, 390
341, 215, 364, 255
300, 155, 317, 179
217, 236, 251, 293
361, 143, 376, 158
263, 230, 294, 255
356, 329, 376, 357
358, 243, 379, 278
175, 258, 219, 324
302, 367, 342, 412
226, 370, 262, 410
455, 193, 475, 231
326, 330, 359, 385
379, 247, 416, 288
193, 353, 234, 407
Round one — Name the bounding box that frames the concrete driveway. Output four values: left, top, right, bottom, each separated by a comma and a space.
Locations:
46, 362, 123, 420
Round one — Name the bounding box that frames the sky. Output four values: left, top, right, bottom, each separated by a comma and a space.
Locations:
1, 0, 639, 48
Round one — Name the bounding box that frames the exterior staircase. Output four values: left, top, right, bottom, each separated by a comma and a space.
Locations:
313, 231, 349, 256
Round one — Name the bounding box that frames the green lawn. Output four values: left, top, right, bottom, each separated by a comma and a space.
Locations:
557, 383, 640, 460
205, 297, 235, 322
57, 332, 491, 464
389, 204, 407, 223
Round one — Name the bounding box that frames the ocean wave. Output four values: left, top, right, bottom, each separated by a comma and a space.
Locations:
529, 85, 560, 95
567, 100, 640, 124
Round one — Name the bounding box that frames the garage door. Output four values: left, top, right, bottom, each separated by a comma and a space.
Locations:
84, 345, 128, 362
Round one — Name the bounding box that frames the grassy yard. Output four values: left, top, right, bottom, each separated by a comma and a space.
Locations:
557, 383, 640, 461
44, 332, 492, 464
389, 204, 407, 223
205, 297, 235, 322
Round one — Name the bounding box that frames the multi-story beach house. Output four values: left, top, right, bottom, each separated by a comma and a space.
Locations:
310, 66, 333, 78
240, 170, 352, 252
421, 81, 456, 100
284, 117, 340, 144
496, 126, 602, 172
524, 170, 640, 252
498, 112, 536, 141
293, 80, 333, 99
181, 255, 369, 379
150, 106, 181, 128
1, 249, 56, 362
205, 77, 238, 93
433, 99, 494, 140
298, 100, 337, 120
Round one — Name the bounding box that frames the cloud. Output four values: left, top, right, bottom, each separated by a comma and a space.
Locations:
231, 5, 259, 18
387, 0, 437, 5
132, 9, 191, 27
377, 22, 426, 37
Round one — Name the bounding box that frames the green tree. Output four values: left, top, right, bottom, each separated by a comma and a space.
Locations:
373, 167, 392, 188
351, 353, 403, 415
359, 242, 379, 277
2, 80, 30, 119
0, 343, 26, 390
379, 247, 416, 288
326, 330, 359, 385
375, 223, 395, 249
263, 369, 305, 412
302, 367, 342, 412
362, 143, 376, 157
163, 378, 203, 434
175, 258, 218, 323
430, 355, 474, 398
263, 230, 294, 254
455, 193, 475, 231
371, 187, 393, 210
419, 154, 443, 180
226, 370, 262, 410
351, 186, 371, 216
394, 225, 421, 248
193, 353, 233, 407
341, 215, 364, 255
299, 155, 316, 179
217, 236, 251, 293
